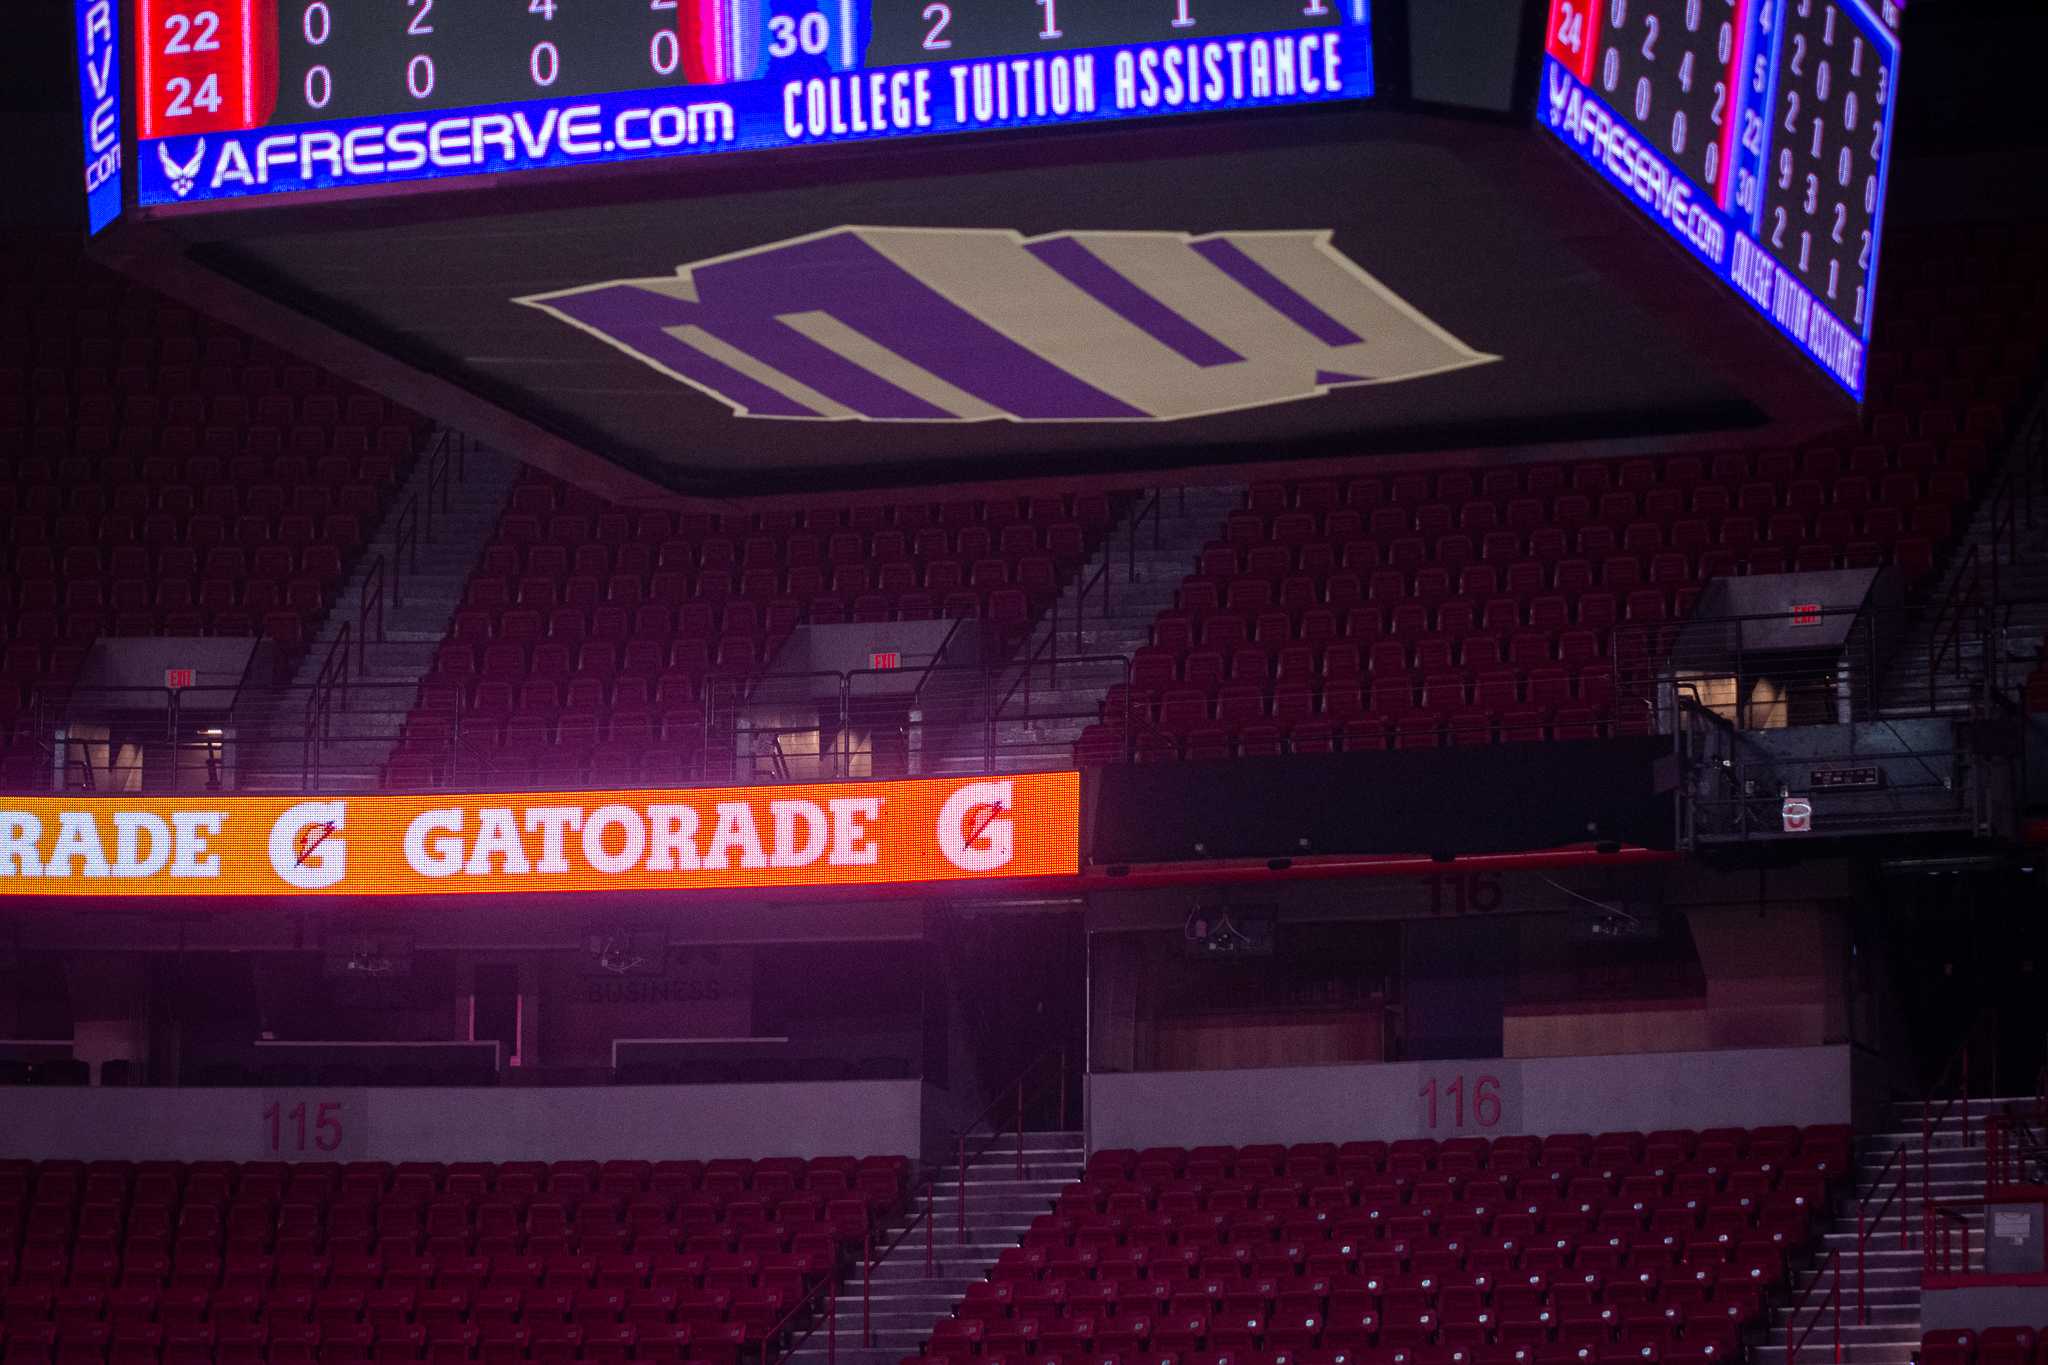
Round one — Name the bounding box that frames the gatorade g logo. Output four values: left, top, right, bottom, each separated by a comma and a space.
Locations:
937, 781, 1015, 873
270, 801, 348, 889
518, 227, 1498, 423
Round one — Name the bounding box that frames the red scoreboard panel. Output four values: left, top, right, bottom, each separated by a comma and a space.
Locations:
137, 0, 277, 138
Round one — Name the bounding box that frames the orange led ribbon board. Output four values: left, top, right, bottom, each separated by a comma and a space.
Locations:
0, 772, 1080, 898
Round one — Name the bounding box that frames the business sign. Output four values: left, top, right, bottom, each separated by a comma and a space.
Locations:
0, 772, 1078, 899
130, 0, 1372, 210
74, 0, 123, 234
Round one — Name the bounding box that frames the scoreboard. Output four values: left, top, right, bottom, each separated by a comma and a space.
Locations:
1539, 0, 1903, 397
83, 0, 1372, 212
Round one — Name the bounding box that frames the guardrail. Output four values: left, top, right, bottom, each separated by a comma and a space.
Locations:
1986, 1074, 2048, 1195
358, 554, 387, 672
1855, 1140, 1910, 1324
758, 1256, 839, 1365
1786, 1249, 1842, 1365
860, 1181, 938, 1346
955, 1048, 1068, 1244
1929, 390, 2046, 693
1071, 490, 1166, 653
304, 625, 353, 792
3, 654, 1132, 793
1925, 1201, 1977, 1280
676, 655, 1132, 790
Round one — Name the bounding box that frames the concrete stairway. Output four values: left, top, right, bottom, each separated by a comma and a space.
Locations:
790, 1133, 1085, 1365
1757, 1096, 2019, 1365
231, 443, 521, 791
963, 487, 1245, 772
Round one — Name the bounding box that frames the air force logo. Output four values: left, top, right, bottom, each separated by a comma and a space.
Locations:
518, 227, 1498, 424
157, 139, 205, 198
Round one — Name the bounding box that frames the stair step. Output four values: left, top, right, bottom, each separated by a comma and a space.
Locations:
231, 441, 518, 790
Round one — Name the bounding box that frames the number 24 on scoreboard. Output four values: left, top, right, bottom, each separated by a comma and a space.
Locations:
1545, 0, 1602, 86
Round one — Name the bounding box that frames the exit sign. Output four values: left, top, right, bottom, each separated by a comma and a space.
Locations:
1790, 603, 1822, 626
869, 652, 900, 671
164, 668, 195, 690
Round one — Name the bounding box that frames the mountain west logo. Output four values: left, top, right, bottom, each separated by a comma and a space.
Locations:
517, 227, 1498, 423
157, 139, 205, 198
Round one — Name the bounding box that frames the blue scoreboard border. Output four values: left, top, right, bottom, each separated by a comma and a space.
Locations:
135, 15, 1374, 211
76, 0, 124, 235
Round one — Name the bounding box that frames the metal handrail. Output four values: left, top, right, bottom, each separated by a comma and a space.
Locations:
861, 1181, 939, 1345
358, 554, 387, 675
1929, 394, 2048, 708
1983, 398, 2048, 609
996, 618, 1063, 723
1927, 543, 1985, 715
1924, 1201, 1975, 1281
1983, 1112, 2048, 1196
303, 623, 352, 793
1855, 1142, 1910, 1323
955, 1048, 1069, 1244
1847, 1007, 1994, 1318
1786, 1249, 1841, 1365
390, 427, 465, 610
689, 656, 1131, 786
1074, 490, 1163, 652
392, 494, 420, 608
424, 428, 463, 542
756, 1255, 840, 1365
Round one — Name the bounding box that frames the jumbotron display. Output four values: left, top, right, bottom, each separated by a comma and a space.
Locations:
1540, 0, 1902, 397
126, 0, 1373, 208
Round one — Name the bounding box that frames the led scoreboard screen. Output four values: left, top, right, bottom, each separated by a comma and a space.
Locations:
1540, 0, 1902, 397
117, 0, 1373, 210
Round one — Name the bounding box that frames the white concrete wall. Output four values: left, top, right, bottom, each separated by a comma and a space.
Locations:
1086, 1045, 1851, 1151
0, 1081, 926, 1162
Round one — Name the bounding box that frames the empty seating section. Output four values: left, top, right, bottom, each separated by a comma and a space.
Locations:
1074, 447, 1985, 761
919, 1128, 1852, 1365
0, 240, 427, 784
384, 471, 1117, 788
0, 1155, 908, 1365
1072, 222, 2048, 763
1922, 1329, 2043, 1365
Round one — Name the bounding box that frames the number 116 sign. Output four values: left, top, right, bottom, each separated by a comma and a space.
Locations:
1414, 1069, 1519, 1135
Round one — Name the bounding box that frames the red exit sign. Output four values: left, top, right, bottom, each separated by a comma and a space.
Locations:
1790, 603, 1822, 626
164, 668, 195, 690
870, 652, 900, 671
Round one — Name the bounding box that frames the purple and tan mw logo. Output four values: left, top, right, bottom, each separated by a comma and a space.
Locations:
516, 227, 1498, 423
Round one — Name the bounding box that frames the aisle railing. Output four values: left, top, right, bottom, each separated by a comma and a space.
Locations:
955, 1048, 1070, 1245
1786, 1249, 1842, 1365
